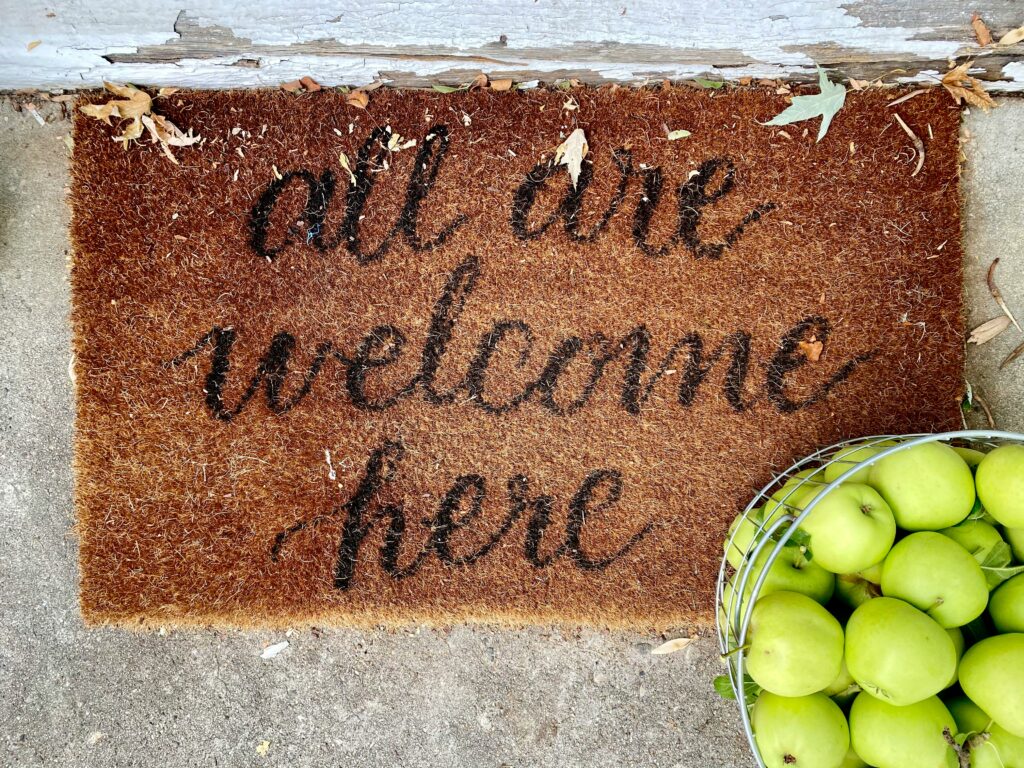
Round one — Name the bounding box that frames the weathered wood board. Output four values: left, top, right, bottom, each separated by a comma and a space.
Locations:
2, 1, 1023, 91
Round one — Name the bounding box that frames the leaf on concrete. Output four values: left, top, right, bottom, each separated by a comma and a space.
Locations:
969, 316, 1012, 345
260, 640, 289, 659
651, 636, 694, 654
998, 25, 1024, 46
941, 62, 997, 112
554, 128, 588, 189
972, 13, 994, 46
765, 67, 846, 142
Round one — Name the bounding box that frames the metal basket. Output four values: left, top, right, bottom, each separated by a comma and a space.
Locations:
715, 429, 1024, 766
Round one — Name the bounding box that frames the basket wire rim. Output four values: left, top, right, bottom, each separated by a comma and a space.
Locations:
715, 429, 1024, 767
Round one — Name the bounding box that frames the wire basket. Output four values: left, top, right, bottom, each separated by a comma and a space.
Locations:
715, 429, 1024, 766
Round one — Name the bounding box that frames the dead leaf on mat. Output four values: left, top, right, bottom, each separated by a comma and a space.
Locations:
346, 90, 369, 110
490, 78, 513, 92
555, 128, 588, 189
765, 67, 846, 142
969, 316, 1012, 345
141, 113, 201, 165
798, 337, 824, 362
651, 637, 694, 655
941, 62, 996, 112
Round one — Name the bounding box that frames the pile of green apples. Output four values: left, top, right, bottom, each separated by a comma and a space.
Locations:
719, 439, 1024, 768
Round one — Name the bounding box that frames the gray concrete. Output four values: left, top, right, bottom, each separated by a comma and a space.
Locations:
1, 97, 1023, 768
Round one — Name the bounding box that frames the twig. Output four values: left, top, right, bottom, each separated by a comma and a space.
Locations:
1002, 339, 1024, 370
987, 258, 1023, 332
974, 392, 996, 429
887, 89, 927, 107
893, 113, 925, 177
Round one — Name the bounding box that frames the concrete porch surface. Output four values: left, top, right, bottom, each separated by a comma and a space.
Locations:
1, 97, 1022, 768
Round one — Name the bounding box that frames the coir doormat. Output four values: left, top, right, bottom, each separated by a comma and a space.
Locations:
71, 86, 964, 629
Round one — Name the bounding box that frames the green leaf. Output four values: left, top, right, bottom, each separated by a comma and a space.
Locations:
695, 78, 726, 89
765, 67, 846, 142
713, 674, 736, 700
432, 84, 466, 94
981, 541, 1013, 569
983, 563, 1024, 590
713, 674, 761, 705
966, 497, 986, 520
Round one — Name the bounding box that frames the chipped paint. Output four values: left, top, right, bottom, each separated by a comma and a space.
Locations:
2, 1, 1023, 90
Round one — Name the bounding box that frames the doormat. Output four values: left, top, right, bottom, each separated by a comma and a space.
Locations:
71, 86, 964, 629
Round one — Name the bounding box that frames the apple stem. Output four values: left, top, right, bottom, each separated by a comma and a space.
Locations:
719, 644, 750, 660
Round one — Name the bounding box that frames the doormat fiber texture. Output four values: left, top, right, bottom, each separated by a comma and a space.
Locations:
71, 86, 963, 629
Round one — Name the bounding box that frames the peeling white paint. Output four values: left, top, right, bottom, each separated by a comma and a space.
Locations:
1, 0, 1022, 90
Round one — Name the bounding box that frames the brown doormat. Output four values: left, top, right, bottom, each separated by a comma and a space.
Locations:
70, 86, 964, 629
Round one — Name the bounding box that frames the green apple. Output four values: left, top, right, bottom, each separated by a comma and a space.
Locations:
799, 483, 896, 573
954, 446, 988, 469
752, 691, 850, 768
990, 574, 1024, 634
946, 627, 965, 688
725, 509, 764, 569
1004, 526, 1024, 562
824, 439, 899, 484
747, 591, 844, 697
868, 442, 975, 530
838, 748, 868, 768
849, 693, 957, 768
722, 545, 836, 623
825, 658, 860, 708
762, 469, 824, 526
948, 695, 1024, 768
959, 634, 1024, 737
939, 519, 1007, 564
880, 532, 988, 628
835, 572, 882, 610
845, 597, 956, 705
977, 445, 1024, 528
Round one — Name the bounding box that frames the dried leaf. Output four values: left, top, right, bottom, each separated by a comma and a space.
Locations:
79, 82, 160, 149
280, 79, 304, 93
157, 87, 180, 98
972, 13, 994, 47
256, 740, 271, 756
338, 151, 356, 186
666, 129, 691, 140
432, 84, 464, 94
765, 67, 846, 142
468, 73, 488, 90
651, 637, 694, 654
299, 76, 322, 92
489, 78, 513, 92
941, 62, 996, 112
554, 128, 588, 189
969, 316, 1012, 345
141, 113, 200, 164
987, 258, 1023, 332
1002, 340, 1024, 370
346, 90, 369, 110
998, 25, 1024, 46
797, 338, 824, 362
261, 640, 289, 659
26, 40, 41, 52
